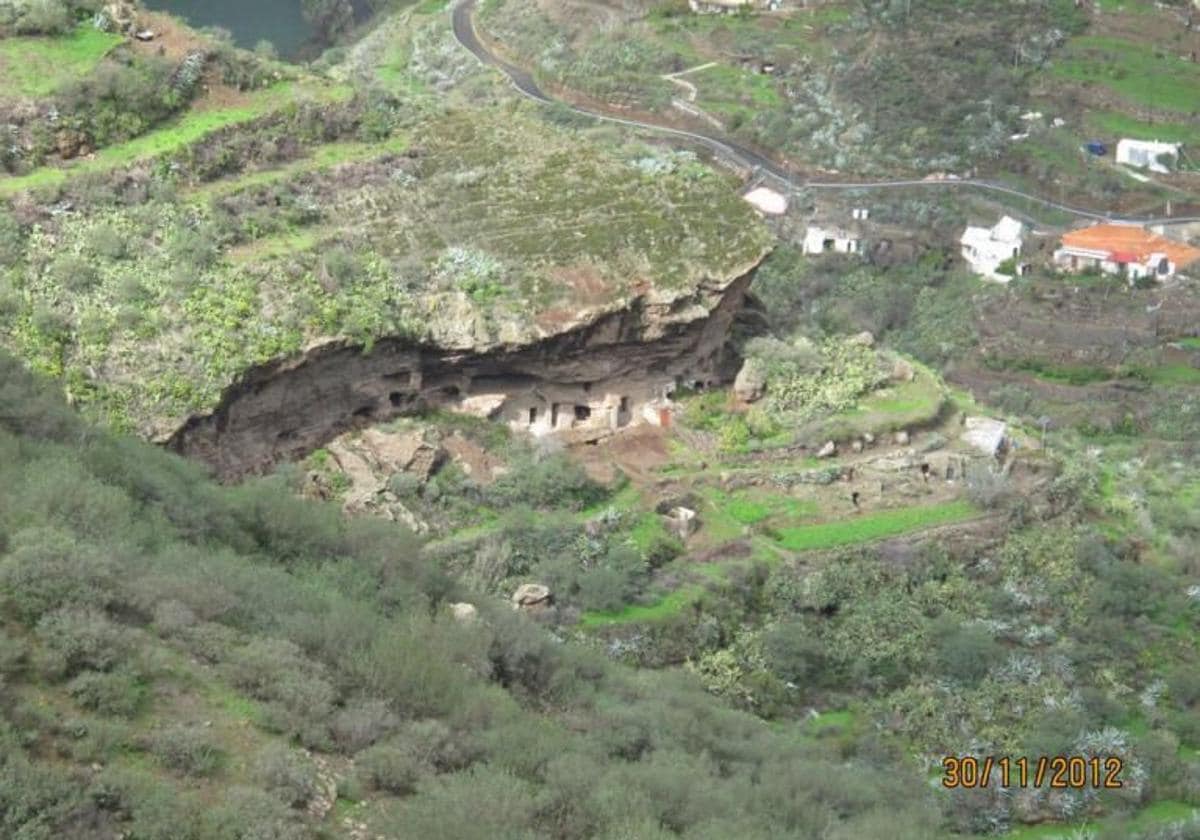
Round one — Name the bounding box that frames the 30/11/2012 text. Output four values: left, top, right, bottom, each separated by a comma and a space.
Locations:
941, 756, 1124, 789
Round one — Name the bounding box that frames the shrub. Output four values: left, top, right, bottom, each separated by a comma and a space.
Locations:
930, 617, 1004, 685
151, 725, 225, 777
0, 527, 115, 623
35, 606, 132, 679
68, 667, 147, 717
329, 698, 398, 753
256, 745, 320, 808
202, 786, 308, 840
87, 224, 128, 260
356, 743, 422, 795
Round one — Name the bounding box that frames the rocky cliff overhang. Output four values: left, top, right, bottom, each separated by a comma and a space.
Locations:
169, 254, 766, 479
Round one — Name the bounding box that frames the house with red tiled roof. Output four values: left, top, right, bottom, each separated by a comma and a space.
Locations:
1053, 223, 1200, 281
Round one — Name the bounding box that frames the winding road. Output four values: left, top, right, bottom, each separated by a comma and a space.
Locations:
451, 0, 1200, 226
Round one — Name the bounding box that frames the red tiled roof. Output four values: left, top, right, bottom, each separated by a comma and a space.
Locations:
1061, 224, 1200, 268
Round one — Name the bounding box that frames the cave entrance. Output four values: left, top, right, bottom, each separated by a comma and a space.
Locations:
551, 403, 560, 428
528, 407, 538, 425
574, 405, 591, 422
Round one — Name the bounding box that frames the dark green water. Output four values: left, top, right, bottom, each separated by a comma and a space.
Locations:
142, 0, 315, 58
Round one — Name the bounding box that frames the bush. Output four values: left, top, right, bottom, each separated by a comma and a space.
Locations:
930, 617, 1004, 685
35, 606, 133, 679
202, 785, 308, 840
151, 725, 225, 777
356, 743, 423, 795
0, 527, 115, 623
256, 745, 320, 808
329, 698, 398, 753
68, 667, 147, 717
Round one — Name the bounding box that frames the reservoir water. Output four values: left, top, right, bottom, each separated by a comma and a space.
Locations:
141, 0, 315, 58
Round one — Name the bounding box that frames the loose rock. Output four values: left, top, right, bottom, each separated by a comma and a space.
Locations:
512, 583, 552, 610
733, 358, 768, 403
449, 602, 478, 623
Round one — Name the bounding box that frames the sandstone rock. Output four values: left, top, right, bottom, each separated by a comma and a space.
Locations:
449, 602, 478, 623
664, 506, 698, 540
733, 358, 768, 403
55, 129, 90, 160
849, 330, 875, 347
816, 440, 837, 458
891, 358, 915, 382
359, 428, 443, 481
893, 430, 910, 446
512, 583, 552, 610
456, 393, 506, 419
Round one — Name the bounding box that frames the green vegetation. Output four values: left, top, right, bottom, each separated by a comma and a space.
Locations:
1052, 35, 1200, 113
2, 356, 972, 838
0, 106, 766, 434
774, 500, 977, 551
0, 24, 122, 98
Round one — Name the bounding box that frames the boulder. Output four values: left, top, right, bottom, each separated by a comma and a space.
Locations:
863, 432, 876, 445
733, 358, 768, 403
893, 430, 910, 446
816, 440, 837, 458
848, 330, 875, 347
449, 602, 478, 623
851, 439, 864, 453
891, 358, 915, 382
512, 583, 552, 610
359, 428, 443, 481
665, 506, 699, 540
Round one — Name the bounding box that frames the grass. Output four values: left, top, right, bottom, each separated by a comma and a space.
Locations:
578, 584, 703, 628
773, 500, 977, 552
1140, 363, 1200, 387
0, 25, 123, 99
0, 80, 353, 197
692, 62, 784, 121
811, 365, 946, 439
1052, 35, 1200, 113
186, 135, 410, 202
1175, 337, 1200, 350
1003, 800, 1197, 839
804, 708, 855, 736
704, 488, 820, 528
1086, 110, 1200, 150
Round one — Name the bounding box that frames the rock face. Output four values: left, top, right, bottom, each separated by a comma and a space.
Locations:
733, 358, 767, 403
169, 265, 764, 479
512, 584, 552, 610
891, 358, 915, 382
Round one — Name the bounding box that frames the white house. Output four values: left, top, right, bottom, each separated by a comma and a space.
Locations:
959, 215, 1026, 281
802, 224, 862, 256
687, 0, 752, 13
1115, 139, 1181, 175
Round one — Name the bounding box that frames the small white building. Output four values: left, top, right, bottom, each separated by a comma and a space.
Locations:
688, 0, 752, 12
960, 216, 1026, 281
802, 224, 862, 256
962, 417, 1008, 458
1115, 139, 1181, 175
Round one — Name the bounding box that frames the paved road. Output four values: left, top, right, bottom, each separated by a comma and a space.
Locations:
451, 0, 1200, 226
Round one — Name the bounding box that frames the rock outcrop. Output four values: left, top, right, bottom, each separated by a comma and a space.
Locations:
170, 263, 764, 479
